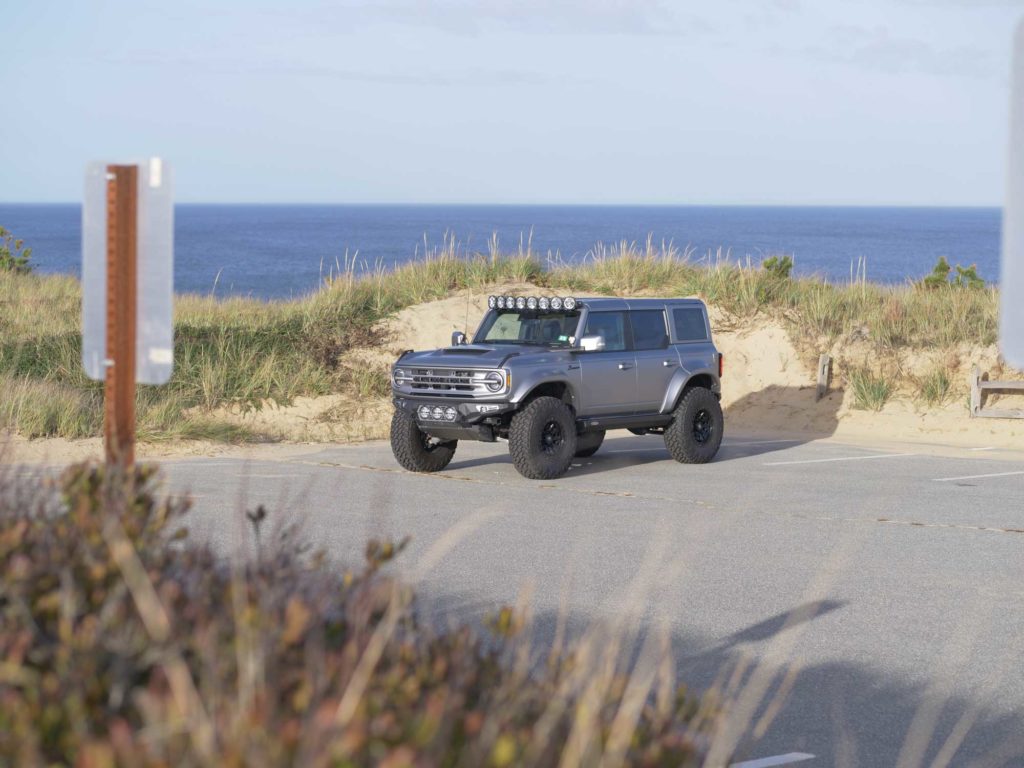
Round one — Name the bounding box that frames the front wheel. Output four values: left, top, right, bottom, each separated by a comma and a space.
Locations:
664, 387, 723, 464
390, 408, 457, 473
508, 397, 578, 479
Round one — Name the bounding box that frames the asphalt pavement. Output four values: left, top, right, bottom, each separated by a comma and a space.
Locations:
13, 431, 1024, 765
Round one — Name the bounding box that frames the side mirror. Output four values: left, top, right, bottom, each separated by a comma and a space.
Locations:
579, 334, 605, 352
451, 331, 466, 346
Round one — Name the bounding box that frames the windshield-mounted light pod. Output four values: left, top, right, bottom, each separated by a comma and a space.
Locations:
496, 296, 506, 309
516, 296, 527, 310
550, 297, 563, 310
526, 296, 538, 310
563, 296, 576, 310
538, 297, 550, 310
488, 295, 497, 309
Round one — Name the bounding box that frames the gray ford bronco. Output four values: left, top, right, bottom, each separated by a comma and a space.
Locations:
390, 294, 724, 479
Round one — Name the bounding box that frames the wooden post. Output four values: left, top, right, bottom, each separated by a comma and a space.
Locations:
815, 354, 832, 401
970, 365, 981, 417
104, 165, 138, 467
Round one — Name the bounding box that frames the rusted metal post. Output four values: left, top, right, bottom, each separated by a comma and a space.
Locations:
104, 165, 138, 467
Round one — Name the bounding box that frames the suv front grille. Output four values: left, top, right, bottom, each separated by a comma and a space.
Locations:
409, 368, 496, 396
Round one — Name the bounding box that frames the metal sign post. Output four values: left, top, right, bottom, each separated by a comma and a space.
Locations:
104, 166, 139, 466
83, 158, 175, 468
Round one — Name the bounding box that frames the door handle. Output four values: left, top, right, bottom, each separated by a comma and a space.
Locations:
662, 360, 676, 367
618, 363, 633, 370
568, 363, 580, 370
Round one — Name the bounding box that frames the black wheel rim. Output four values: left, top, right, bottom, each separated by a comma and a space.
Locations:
692, 409, 713, 444
540, 420, 565, 455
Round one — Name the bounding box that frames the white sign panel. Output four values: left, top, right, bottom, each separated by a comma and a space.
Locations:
1002, 21, 1024, 369
82, 158, 175, 384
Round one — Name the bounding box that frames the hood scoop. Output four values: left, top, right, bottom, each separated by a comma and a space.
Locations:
441, 346, 493, 355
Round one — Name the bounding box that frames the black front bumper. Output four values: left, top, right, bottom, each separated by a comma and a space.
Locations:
393, 396, 516, 442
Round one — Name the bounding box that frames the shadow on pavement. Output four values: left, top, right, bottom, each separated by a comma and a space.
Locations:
417, 591, 1023, 766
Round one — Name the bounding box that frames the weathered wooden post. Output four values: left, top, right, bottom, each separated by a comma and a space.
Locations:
816, 354, 832, 401
104, 165, 139, 466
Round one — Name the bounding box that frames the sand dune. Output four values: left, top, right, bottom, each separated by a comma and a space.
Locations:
6, 283, 1022, 463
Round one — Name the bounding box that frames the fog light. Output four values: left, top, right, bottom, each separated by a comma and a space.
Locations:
431, 406, 444, 420
444, 406, 457, 421
418, 406, 431, 419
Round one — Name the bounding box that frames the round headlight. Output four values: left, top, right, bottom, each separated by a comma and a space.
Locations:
563, 296, 576, 310
431, 406, 444, 420
516, 296, 527, 310
551, 297, 563, 310
526, 296, 538, 310
444, 406, 457, 421
538, 297, 550, 310
488, 295, 497, 309
392, 368, 411, 387
496, 296, 506, 309
418, 406, 431, 420
484, 371, 505, 392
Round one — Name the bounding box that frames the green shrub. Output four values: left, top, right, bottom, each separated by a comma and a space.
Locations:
0, 226, 32, 273
761, 254, 793, 280
848, 367, 895, 411
0, 464, 716, 766
921, 256, 985, 290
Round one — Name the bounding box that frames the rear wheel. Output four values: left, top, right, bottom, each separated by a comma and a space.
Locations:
664, 387, 723, 464
508, 397, 578, 479
390, 408, 457, 473
574, 430, 605, 458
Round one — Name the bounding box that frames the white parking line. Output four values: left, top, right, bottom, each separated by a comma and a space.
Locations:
724, 439, 802, 447
764, 453, 915, 466
731, 753, 815, 768
933, 471, 1024, 483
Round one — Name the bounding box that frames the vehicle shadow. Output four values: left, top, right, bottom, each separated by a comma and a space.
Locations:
446, 385, 844, 475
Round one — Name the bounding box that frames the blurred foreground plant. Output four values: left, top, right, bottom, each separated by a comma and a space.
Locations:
0, 464, 716, 766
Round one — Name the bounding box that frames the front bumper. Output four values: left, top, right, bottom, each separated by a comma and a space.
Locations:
393, 396, 516, 442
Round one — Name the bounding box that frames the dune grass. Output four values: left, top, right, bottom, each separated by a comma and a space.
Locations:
0, 238, 998, 441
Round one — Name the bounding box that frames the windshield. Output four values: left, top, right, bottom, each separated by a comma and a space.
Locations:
475, 309, 581, 347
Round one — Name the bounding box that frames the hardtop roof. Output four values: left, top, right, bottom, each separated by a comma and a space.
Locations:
577, 297, 706, 311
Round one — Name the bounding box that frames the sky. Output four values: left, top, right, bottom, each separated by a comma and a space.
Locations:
0, 0, 1021, 206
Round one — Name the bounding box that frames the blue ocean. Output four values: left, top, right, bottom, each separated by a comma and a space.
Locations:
0, 204, 1002, 301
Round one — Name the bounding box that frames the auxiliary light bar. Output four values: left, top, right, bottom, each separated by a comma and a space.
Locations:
487, 295, 578, 310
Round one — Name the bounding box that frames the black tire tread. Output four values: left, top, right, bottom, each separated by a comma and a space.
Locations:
574, 430, 605, 458
508, 396, 578, 479
664, 387, 724, 464
390, 408, 457, 473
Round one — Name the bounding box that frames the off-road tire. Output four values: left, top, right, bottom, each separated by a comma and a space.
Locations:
509, 396, 578, 479
574, 430, 605, 458
390, 408, 457, 473
664, 387, 723, 464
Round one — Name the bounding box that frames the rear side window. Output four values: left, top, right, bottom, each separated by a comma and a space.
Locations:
630, 310, 668, 350
583, 311, 628, 352
672, 307, 708, 342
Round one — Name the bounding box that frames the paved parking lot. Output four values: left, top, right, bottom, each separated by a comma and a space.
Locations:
12, 432, 1024, 765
